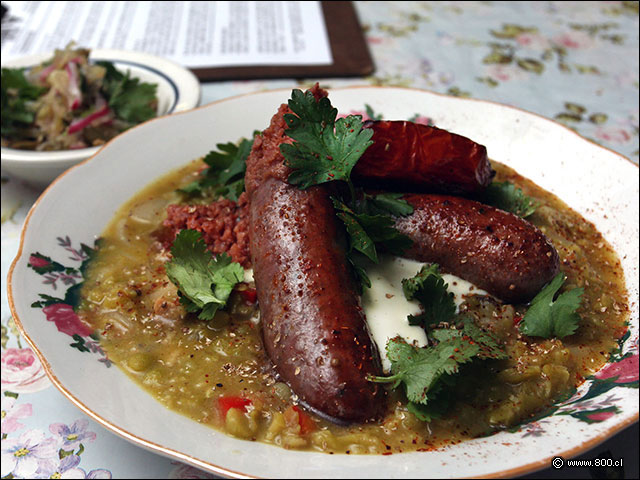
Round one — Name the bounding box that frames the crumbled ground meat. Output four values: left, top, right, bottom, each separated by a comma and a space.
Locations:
161, 192, 251, 267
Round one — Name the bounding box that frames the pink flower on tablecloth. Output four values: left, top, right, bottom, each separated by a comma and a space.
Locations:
585, 410, 616, 422
593, 125, 633, 144
49, 418, 97, 450
485, 63, 529, 82
552, 31, 594, 49
595, 354, 639, 384
0, 429, 61, 478
338, 110, 374, 121
1, 396, 33, 434
42, 303, 93, 337
28, 255, 51, 269
516, 32, 551, 51
410, 115, 432, 126
1, 348, 50, 394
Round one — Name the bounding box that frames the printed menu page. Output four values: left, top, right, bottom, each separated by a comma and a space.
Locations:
1, 1, 333, 68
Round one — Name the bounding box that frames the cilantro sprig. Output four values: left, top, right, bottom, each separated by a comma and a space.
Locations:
280, 89, 413, 288
180, 137, 254, 201
519, 273, 583, 338
483, 181, 538, 218
368, 262, 506, 421
281, 89, 374, 196
96, 61, 157, 124
402, 264, 456, 331
369, 319, 507, 416
165, 229, 244, 320
1, 68, 46, 137
332, 197, 413, 263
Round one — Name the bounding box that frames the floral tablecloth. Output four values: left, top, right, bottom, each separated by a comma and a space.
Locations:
1, 2, 638, 478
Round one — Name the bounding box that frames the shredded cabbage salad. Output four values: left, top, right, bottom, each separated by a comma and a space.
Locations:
1, 43, 158, 151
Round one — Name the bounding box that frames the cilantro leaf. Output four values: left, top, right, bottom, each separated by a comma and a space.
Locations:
369, 336, 478, 404
483, 181, 538, 218
407, 389, 452, 422
459, 319, 508, 360
280, 89, 374, 189
519, 273, 583, 338
369, 319, 506, 415
97, 61, 157, 124
360, 192, 414, 217
1, 67, 46, 137
348, 256, 372, 293
402, 264, 456, 331
332, 197, 412, 263
279, 89, 411, 291
180, 137, 254, 201
364, 103, 384, 121
165, 229, 244, 320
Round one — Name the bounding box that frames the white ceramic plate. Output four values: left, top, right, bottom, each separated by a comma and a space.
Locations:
8, 87, 639, 479
1, 48, 201, 186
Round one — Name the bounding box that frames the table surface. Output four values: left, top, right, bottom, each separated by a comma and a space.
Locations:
1, 1, 638, 478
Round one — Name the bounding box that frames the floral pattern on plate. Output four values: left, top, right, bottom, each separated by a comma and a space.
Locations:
27, 237, 111, 367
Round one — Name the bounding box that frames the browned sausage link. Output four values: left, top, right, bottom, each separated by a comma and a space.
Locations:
395, 194, 560, 304
352, 120, 495, 196
245, 90, 385, 424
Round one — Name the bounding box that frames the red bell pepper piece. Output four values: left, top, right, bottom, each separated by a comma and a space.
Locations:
218, 396, 252, 416
238, 287, 258, 304
292, 405, 317, 434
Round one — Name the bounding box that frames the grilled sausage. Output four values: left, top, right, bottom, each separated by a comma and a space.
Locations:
245, 92, 385, 423
352, 120, 495, 196
394, 194, 560, 304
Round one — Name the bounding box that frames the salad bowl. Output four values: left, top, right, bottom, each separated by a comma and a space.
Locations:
7, 86, 639, 478
1, 48, 200, 186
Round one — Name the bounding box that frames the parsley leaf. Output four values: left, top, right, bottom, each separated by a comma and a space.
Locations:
483, 181, 538, 218
97, 61, 157, 124
519, 273, 583, 338
280, 89, 374, 189
402, 264, 456, 331
1, 68, 46, 137
165, 229, 244, 320
180, 137, 254, 201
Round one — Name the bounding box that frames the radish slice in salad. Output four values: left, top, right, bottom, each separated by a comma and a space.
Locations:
65, 61, 82, 111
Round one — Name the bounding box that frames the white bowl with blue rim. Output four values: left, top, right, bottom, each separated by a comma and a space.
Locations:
1, 48, 201, 186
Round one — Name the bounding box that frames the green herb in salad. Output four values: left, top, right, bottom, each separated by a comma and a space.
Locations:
1, 68, 47, 137
1, 43, 158, 151
96, 61, 157, 124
